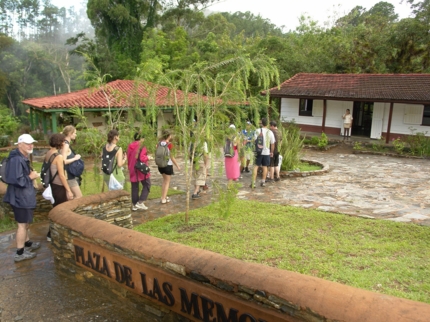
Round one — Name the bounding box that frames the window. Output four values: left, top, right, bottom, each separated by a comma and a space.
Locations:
299, 99, 313, 116
423, 105, 430, 126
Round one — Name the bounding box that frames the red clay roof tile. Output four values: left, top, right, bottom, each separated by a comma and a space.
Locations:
266, 73, 430, 103
22, 80, 204, 110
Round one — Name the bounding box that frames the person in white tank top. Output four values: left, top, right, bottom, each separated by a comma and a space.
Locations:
342, 109, 353, 140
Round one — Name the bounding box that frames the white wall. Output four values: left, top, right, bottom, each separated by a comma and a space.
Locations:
281, 98, 430, 137
388, 104, 430, 136
85, 113, 105, 129
280, 98, 352, 130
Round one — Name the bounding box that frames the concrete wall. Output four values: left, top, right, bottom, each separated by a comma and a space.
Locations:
49, 191, 430, 322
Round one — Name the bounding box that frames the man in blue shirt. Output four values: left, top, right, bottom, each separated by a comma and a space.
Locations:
4, 134, 41, 262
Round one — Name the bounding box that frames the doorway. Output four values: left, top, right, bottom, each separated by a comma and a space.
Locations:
352, 101, 374, 137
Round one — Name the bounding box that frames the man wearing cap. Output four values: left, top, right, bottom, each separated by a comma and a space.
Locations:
3, 134, 41, 262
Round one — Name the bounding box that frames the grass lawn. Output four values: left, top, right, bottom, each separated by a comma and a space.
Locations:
134, 199, 430, 304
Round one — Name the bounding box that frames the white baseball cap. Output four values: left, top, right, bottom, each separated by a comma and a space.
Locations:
229, 124, 236, 129
14, 134, 37, 145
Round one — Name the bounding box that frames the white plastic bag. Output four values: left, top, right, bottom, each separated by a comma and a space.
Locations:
108, 174, 123, 191
277, 155, 283, 175
42, 184, 55, 204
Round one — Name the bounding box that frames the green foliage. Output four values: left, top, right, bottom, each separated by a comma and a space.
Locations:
353, 142, 363, 150
310, 136, 320, 145
212, 181, 240, 218
0, 104, 20, 137
317, 132, 328, 149
0, 215, 16, 233
405, 130, 430, 156
391, 137, 406, 154
278, 122, 304, 171
372, 137, 387, 152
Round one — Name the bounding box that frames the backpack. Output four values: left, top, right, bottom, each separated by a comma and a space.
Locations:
65, 141, 85, 177
255, 127, 264, 155
155, 143, 169, 168
40, 153, 59, 188
101, 146, 119, 175
0, 157, 9, 184
67, 159, 84, 177
223, 137, 235, 158
134, 147, 150, 175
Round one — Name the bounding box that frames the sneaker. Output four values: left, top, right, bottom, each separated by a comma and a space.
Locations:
14, 251, 37, 262
132, 206, 138, 211
24, 242, 41, 252
47, 236, 51, 242
266, 178, 274, 183
274, 177, 281, 182
245, 168, 250, 173
192, 193, 201, 200
135, 202, 148, 210
260, 181, 266, 187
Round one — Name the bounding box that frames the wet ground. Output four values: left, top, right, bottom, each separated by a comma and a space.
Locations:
1, 144, 430, 321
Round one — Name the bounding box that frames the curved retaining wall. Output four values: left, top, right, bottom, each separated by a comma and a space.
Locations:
50, 191, 430, 322
280, 159, 329, 178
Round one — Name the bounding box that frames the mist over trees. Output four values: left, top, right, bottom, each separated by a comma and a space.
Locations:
1, 0, 430, 121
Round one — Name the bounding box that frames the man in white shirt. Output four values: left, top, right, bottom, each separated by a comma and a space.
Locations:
251, 118, 275, 188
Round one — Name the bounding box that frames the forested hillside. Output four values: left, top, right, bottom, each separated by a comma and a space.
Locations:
0, 0, 429, 123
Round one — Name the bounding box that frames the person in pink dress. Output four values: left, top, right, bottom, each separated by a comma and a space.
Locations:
127, 133, 151, 210
224, 124, 241, 182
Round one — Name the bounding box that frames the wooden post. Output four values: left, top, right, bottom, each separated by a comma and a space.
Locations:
322, 99, 327, 132
386, 102, 394, 144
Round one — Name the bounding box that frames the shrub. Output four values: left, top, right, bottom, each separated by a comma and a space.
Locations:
392, 138, 406, 154
278, 122, 304, 171
317, 133, 328, 149
405, 131, 430, 157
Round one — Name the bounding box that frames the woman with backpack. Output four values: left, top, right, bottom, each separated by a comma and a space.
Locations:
127, 133, 151, 210
224, 124, 241, 182
44, 133, 74, 241
102, 129, 127, 190
61, 125, 83, 199
156, 130, 180, 204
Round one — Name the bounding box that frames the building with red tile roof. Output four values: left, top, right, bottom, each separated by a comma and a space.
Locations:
265, 73, 430, 142
22, 80, 217, 134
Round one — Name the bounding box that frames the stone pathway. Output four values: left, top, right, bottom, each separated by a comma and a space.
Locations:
140, 147, 430, 226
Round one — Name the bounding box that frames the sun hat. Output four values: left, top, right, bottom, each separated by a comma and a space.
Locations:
14, 134, 37, 145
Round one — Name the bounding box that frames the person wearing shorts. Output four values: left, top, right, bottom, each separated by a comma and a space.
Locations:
251, 118, 275, 188
268, 120, 281, 182
157, 130, 181, 204
3, 134, 41, 262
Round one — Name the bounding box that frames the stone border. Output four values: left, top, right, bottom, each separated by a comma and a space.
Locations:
49, 192, 430, 322
279, 159, 329, 178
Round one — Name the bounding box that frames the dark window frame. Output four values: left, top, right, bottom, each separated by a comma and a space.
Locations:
299, 99, 313, 116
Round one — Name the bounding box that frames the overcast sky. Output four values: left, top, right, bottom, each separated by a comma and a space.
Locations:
206, 0, 413, 31
52, 0, 413, 32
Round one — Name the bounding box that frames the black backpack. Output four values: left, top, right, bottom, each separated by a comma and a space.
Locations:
223, 137, 235, 158
134, 147, 150, 174
40, 153, 59, 188
255, 127, 264, 155
101, 146, 119, 175
0, 157, 9, 184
